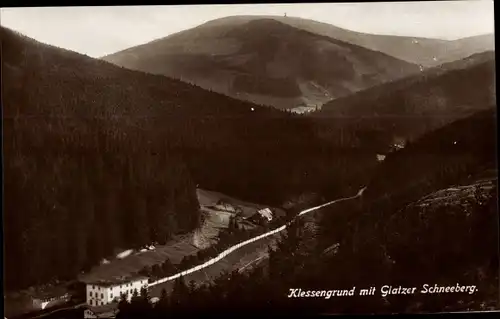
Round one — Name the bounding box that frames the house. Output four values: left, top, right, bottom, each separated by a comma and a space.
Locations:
214, 200, 236, 213
247, 208, 274, 224
30, 286, 71, 311
84, 275, 148, 307
257, 208, 273, 221
84, 308, 98, 318
391, 137, 407, 151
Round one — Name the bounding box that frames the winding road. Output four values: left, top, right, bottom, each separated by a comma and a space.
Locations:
149, 187, 366, 287
21, 187, 365, 318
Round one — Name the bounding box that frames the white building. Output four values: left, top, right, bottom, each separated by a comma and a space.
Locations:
257, 208, 273, 221
85, 275, 149, 307
31, 292, 70, 310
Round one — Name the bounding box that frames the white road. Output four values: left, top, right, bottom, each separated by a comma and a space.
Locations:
149, 187, 366, 287
23, 187, 365, 319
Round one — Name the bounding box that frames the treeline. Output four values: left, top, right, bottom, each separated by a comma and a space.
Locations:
2, 27, 376, 291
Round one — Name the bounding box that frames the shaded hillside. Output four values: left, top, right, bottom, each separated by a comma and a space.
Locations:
319, 107, 497, 246
102, 17, 419, 109
363, 108, 497, 202
313, 52, 496, 153
316, 108, 498, 313
2, 27, 201, 291
118, 108, 498, 315
2, 27, 374, 291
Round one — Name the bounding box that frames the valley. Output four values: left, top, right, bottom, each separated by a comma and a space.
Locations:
1, 4, 497, 317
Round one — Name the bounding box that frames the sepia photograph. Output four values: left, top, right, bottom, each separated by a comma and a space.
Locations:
1, 1, 498, 317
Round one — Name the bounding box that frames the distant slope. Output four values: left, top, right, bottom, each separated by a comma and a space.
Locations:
313, 51, 496, 152
265, 15, 494, 67
102, 17, 419, 110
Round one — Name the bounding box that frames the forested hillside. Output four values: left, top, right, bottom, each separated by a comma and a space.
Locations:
116, 108, 498, 315
318, 107, 497, 260
2, 27, 201, 290
2, 27, 374, 291
313, 52, 495, 153
312, 107, 498, 312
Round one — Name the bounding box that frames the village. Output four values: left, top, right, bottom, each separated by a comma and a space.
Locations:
6, 189, 286, 319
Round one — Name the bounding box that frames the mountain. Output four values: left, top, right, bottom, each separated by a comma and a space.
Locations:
313, 51, 496, 153
2, 26, 375, 292
102, 17, 420, 110
261, 15, 494, 67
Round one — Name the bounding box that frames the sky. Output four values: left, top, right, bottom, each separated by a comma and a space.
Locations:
1, 1, 495, 58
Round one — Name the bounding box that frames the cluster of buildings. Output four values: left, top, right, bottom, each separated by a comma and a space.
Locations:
27, 201, 278, 317
26, 275, 149, 318
214, 200, 275, 221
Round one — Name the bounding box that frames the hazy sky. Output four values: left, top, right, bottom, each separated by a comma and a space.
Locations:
1, 1, 495, 58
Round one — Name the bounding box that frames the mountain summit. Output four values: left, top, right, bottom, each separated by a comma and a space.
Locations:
102, 17, 420, 110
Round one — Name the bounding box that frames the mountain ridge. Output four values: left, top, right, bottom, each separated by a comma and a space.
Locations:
102, 17, 420, 110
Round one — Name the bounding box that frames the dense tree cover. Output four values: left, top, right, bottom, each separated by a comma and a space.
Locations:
362, 107, 497, 202
313, 51, 496, 154
314, 108, 499, 312
3, 116, 200, 290
319, 107, 497, 250
2, 27, 375, 291
117, 109, 498, 315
